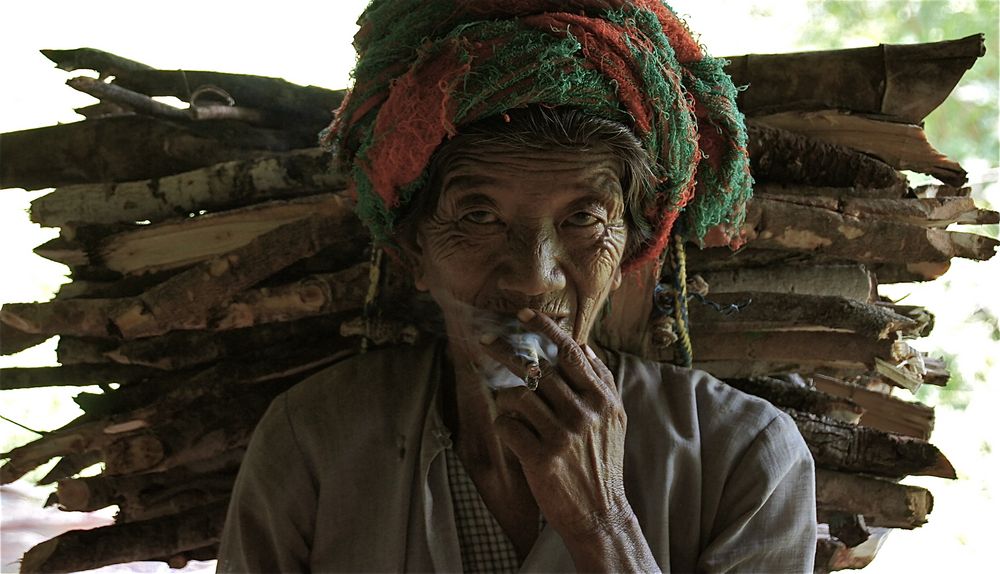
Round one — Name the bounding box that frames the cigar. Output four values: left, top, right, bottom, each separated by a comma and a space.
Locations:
511, 337, 542, 391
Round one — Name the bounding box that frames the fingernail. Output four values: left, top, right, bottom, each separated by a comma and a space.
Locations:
517, 308, 536, 322
584, 345, 597, 360
479, 332, 497, 345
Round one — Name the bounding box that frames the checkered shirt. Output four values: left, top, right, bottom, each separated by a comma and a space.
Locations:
445, 446, 523, 573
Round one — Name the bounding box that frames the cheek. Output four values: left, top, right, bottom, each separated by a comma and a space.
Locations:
571, 223, 627, 282
417, 218, 502, 293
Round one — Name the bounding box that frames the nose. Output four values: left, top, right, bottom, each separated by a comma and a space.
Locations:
496, 226, 567, 296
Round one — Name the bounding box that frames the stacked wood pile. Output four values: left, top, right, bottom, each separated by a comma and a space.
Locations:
1, 36, 995, 573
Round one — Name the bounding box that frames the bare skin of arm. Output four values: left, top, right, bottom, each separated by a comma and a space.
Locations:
482, 309, 661, 573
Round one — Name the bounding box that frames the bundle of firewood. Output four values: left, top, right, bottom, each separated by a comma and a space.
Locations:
1, 36, 995, 573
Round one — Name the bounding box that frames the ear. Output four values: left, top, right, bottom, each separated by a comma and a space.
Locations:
397, 229, 430, 292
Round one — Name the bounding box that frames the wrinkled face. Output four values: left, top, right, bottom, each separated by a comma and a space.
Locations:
409, 145, 628, 354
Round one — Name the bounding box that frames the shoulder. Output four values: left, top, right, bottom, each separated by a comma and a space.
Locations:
283, 340, 440, 414
264, 340, 441, 459
615, 351, 784, 441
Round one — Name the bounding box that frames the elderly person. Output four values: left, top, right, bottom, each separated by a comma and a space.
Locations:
218, 1, 816, 572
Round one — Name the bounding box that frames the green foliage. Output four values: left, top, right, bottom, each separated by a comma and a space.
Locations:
798, 0, 999, 170
916, 350, 973, 410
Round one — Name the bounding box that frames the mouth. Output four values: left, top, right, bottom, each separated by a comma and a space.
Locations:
474, 307, 572, 333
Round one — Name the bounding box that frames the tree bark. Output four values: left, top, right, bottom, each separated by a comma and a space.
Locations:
750, 112, 966, 186
30, 148, 346, 228
1, 116, 317, 191
743, 196, 999, 264
0, 364, 162, 389
747, 123, 905, 190
696, 264, 875, 301
725, 377, 863, 424
18, 500, 228, 574
725, 34, 985, 123
812, 374, 935, 440
688, 291, 919, 339
816, 468, 933, 529
786, 409, 956, 479
41, 48, 154, 76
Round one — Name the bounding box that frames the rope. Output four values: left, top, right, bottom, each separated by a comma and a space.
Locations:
670, 232, 693, 367
361, 246, 384, 353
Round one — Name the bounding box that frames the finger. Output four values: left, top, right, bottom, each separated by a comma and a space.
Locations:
518, 309, 598, 393
533, 364, 587, 420
493, 413, 541, 464
495, 386, 561, 437
584, 344, 616, 388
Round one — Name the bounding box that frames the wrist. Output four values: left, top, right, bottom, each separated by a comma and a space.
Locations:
563, 501, 656, 572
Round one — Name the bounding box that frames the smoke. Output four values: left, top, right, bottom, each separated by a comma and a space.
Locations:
434, 297, 562, 390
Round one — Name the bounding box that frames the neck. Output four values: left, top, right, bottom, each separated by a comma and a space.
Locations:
442, 342, 521, 477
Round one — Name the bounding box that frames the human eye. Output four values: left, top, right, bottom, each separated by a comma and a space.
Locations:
563, 210, 603, 228
461, 210, 501, 225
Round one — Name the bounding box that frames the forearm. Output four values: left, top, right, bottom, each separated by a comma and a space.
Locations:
563, 502, 662, 574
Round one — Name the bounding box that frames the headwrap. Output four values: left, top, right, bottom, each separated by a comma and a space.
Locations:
323, 0, 752, 271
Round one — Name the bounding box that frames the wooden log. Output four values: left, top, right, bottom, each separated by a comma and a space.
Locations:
691, 331, 893, 370
73, 101, 132, 120
742, 196, 999, 264
1, 116, 316, 191
823, 512, 870, 548
747, 123, 906, 190
90, 193, 354, 276
725, 34, 985, 123
105, 315, 346, 370
210, 263, 370, 330
0, 321, 50, 356
1, 348, 309, 481
923, 356, 951, 386
67, 76, 189, 121
1, 418, 116, 484
32, 236, 89, 268
841, 197, 999, 228
816, 468, 933, 529
785, 409, 956, 479
18, 500, 228, 574
685, 244, 809, 273
67, 76, 273, 125
752, 183, 906, 200
913, 182, 972, 198
112, 69, 344, 129
871, 261, 952, 283
1, 255, 366, 341
884, 304, 934, 338
111, 201, 357, 339
41, 48, 154, 77
56, 337, 116, 366
812, 374, 935, 440
31, 148, 346, 228
57, 464, 239, 520
37, 451, 103, 485
697, 264, 875, 301
0, 364, 162, 389
687, 292, 919, 339
750, 112, 966, 186
725, 377, 863, 424
101, 384, 281, 476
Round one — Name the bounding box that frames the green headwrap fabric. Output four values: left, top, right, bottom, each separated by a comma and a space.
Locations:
323, 0, 752, 270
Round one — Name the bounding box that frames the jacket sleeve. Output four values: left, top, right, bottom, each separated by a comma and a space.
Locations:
217, 393, 318, 573
697, 412, 817, 573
